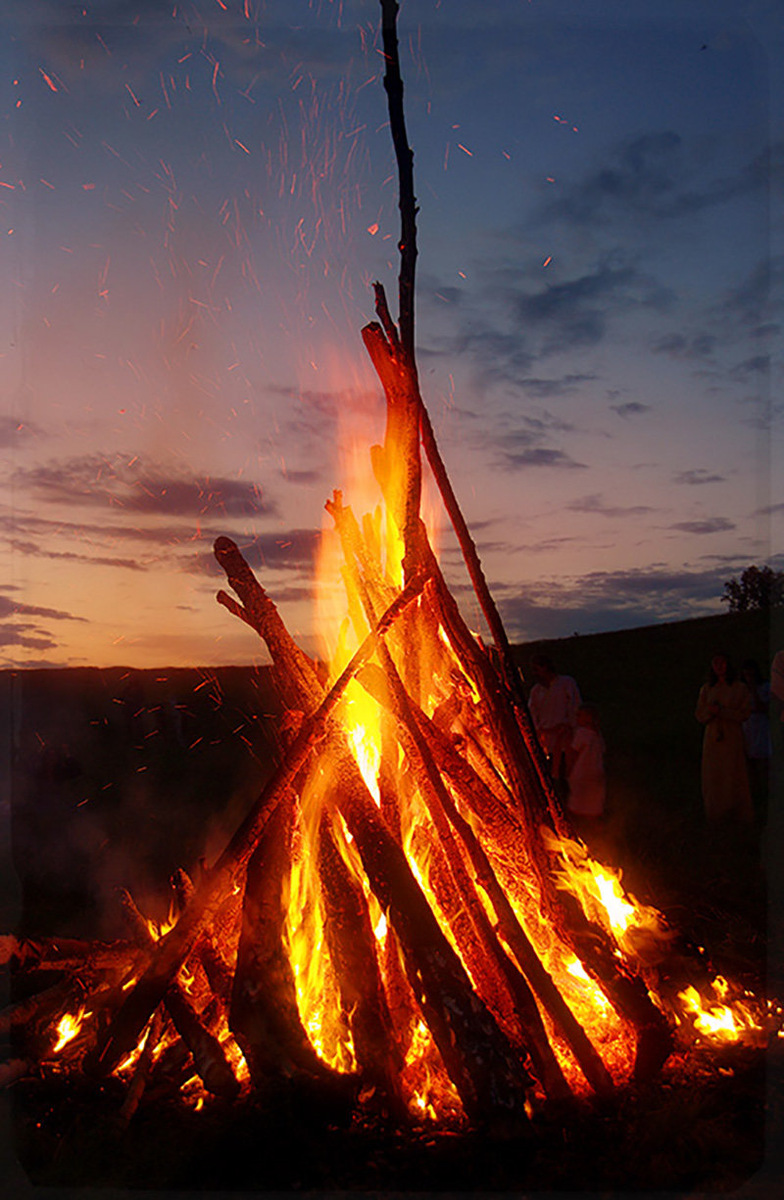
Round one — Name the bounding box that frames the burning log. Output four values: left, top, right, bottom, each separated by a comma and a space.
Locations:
117, 1010, 164, 1125
215, 540, 534, 1123
118, 888, 239, 1100
171, 869, 234, 1000
553, 892, 674, 1082
334, 767, 533, 1124
318, 814, 408, 1118
231, 794, 349, 1091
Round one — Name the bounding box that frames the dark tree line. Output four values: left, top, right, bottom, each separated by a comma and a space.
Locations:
721, 565, 784, 612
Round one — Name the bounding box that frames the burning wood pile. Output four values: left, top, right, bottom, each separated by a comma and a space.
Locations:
0, 279, 769, 1127
0, 0, 771, 1139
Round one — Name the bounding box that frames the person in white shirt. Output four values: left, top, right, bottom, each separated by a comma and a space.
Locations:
528, 654, 582, 790
566, 705, 606, 821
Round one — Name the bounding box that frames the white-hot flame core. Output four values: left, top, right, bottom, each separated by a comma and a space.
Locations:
53, 1007, 87, 1053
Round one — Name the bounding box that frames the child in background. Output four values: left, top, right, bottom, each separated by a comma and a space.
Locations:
566, 704, 606, 823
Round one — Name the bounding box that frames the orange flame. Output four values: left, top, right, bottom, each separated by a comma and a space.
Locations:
676, 977, 765, 1045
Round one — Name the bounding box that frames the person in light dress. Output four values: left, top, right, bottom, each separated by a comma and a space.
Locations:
695, 653, 753, 823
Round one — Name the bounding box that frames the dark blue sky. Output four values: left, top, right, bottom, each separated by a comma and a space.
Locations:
1, 0, 781, 667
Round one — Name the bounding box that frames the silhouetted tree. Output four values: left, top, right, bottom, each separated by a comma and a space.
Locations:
721, 565, 784, 612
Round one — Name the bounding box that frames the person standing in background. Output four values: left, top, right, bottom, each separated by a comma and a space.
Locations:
528, 654, 582, 799
739, 659, 771, 823
566, 704, 607, 830
695, 653, 753, 824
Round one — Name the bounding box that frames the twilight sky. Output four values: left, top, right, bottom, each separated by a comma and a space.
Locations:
1, 0, 782, 669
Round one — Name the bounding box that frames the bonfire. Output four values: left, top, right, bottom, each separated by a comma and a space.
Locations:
0, 0, 772, 1144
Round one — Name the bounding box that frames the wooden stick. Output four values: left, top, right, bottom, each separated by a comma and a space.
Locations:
0, 935, 137, 974
361, 322, 423, 583
117, 1010, 164, 1125
335, 768, 531, 1124
171, 870, 233, 998
215, 536, 323, 710
379, 0, 418, 367
555, 892, 674, 1082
